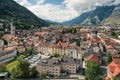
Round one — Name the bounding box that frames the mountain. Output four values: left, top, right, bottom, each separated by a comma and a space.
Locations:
45, 19, 61, 24
0, 0, 49, 29
63, 5, 117, 25
103, 5, 120, 25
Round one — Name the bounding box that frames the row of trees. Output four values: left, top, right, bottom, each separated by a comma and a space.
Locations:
10, 59, 47, 79
10, 59, 38, 79
62, 28, 77, 34
10, 59, 48, 79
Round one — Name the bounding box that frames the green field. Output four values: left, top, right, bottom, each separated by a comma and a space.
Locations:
6, 60, 19, 73
5, 50, 33, 73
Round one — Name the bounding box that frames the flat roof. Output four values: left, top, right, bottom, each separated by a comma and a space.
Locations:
0, 72, 8, 76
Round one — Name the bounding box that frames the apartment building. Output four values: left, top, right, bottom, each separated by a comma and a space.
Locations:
0, 47, 17, 64
36, 57, 81, 76
37, 41, 82, 59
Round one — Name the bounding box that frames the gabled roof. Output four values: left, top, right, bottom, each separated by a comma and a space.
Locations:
84, 53, 99, 63
107, 58, 120, 77
49, 41, 69, 49
106, 45, 114, 49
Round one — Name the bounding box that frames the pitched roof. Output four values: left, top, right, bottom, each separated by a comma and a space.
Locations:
84, 53, 99, 63
50, 41, 69, 49
107, 58, 120, 77
106, 45, 114, 49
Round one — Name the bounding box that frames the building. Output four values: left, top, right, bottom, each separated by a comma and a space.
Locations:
16, 46, 26, 53
10, 20, 15, 35
37, 41, 82, 59
0, 72, 8, 80
0, 23, 3, 30
36, 57, 81, 76
106, 55, 120, 80
0, 47, 17, 64
83, 53, 100, 68
0, 40, 4, 52
66, 46, 81, 59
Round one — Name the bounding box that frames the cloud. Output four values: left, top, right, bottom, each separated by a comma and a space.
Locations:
14, 0, 120, 22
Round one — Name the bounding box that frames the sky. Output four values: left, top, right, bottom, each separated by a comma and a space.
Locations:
14, 0, 120, 22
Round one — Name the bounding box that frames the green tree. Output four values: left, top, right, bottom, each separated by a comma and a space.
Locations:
53, 53, 60, 58
0, 32, 3, 39
11, 60, 30, 78
30, 67, 39, 78
0, 64, 6, 72
107, 52, 112, 65
111, 31, 116, 36
39, 72, 47, 78
76, 39, 80, 46
85, 61, 102, 80
11, 68, 22, 79
18, 60, 30, 78
113, 77, 120, 80
2, 39, 8, 45
98, 49, 103, 56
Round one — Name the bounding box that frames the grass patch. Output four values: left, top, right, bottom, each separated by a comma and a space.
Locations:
6, 60, 19, 73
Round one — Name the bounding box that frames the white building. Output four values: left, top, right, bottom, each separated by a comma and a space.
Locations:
0, 40, 4, 52
10, 20, 15, 35
0, 47, 17, 64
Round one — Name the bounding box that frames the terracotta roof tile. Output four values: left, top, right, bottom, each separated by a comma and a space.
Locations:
84, 53, 99, 63
107, 58, 120, 77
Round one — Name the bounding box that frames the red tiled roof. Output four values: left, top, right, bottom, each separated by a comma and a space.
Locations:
34, 31, 41, 35
50, 41, 69, 49
4, 47, 14, 52
106, 45, 114, 49
84, 53, 99, 63
105, 77, 111, 80
107, 58, 120, 77
110, 39, 117, 44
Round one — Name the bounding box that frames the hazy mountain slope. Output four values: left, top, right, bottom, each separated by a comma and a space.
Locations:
103, 5, 120, 25
0, 0, 49, 29
63, 5, 116, 25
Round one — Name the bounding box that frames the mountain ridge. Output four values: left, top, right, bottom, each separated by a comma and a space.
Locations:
0, 0, 49, 29
62, 5, 120, 25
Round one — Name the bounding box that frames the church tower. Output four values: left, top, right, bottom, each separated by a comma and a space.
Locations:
11, 19, 15, 35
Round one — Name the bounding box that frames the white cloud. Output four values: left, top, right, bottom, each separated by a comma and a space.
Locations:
14, 0, 120, 22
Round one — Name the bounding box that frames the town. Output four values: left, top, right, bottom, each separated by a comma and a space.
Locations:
0, 21, 120, 80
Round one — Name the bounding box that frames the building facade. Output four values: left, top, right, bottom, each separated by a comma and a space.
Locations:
0, 47, 17, 64
36, 57, 81, 76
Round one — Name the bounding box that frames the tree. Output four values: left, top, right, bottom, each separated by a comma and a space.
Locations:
0, 32, 3, 39
30, 67, 39, 78
39, 72, 47, 78
2, 39, 8, 45
76, 39, 80, 46
113, 77, 120, 80
111, 31, 116, 36
107, 52, 112, 65
85, 61, 102, 80
18, 60, 30, 78
53, 53, 60, 58
11, 60, 30, 78
98, 49, 103, 56
0, 64, 6, 72
11, 68, 22, 79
